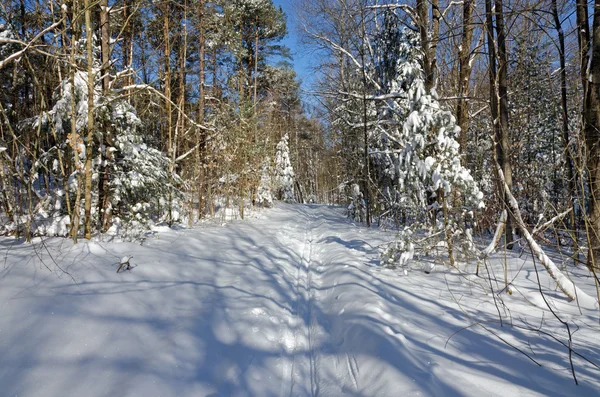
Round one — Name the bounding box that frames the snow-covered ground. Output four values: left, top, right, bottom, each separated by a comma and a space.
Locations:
1, 204, 599, 396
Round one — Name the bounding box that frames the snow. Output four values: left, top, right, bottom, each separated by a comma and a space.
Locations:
1, 204, 599, 396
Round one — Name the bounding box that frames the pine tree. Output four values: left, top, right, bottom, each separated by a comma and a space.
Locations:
256, 157, 274, 207
275, 133, 295, 202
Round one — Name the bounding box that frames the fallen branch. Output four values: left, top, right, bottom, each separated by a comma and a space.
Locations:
493, 154, 588, 301
117, 256, 132, 273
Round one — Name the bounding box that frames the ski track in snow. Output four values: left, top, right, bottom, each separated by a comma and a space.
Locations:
280, 211, 319, 397
1, 203, 600, 396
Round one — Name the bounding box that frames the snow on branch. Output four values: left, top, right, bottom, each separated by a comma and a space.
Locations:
338, 90, 408, 101
366, 4, 417, 24
441, 1, 465, 19
0, 19, 64, 71
532, 208, 572, 236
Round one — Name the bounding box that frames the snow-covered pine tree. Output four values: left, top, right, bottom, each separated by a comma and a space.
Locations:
256, 157, 274, 207
275, 133, 295, 202
347, 183, 366, 223
34, 66, 176, 237
370, 28, 484, 268
104, 99, 177, 236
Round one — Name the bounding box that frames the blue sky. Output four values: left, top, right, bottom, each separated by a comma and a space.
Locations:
272, 0, 315, 91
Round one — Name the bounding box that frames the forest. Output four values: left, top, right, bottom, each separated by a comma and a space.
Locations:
2, 0, 600, 395
1, 0, 598, 271
1, 0, 600, 295
0, 0, 339, 241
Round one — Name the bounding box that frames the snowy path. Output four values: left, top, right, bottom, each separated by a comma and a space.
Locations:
1, 204, 600, 396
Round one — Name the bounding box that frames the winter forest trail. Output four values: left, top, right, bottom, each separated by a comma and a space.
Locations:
1, 204, 600, 396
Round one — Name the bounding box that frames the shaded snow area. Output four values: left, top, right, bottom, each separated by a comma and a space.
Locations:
1, 204, 600, 396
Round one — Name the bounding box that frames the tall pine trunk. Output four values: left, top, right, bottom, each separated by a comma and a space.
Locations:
70, 0, 81, 243
197, 0, 206, 219
495, 0, 514, 249
584, 1, 600, 271
83, 0, 95, 239
97, 0, 111, 232
163, 0, 173, 226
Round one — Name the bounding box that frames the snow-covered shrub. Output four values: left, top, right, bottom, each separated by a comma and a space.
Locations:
347, 183, 366, 222
275, 133, 295, 202
379, 227, 414, 270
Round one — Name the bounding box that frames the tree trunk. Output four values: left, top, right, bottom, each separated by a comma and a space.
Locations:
100, 0, 110, 92
416, 0, 438, 91
495, 0, 514, 248
83, 0, 95, 239
197, 0, 205, 219
254, 15, 259, 110
552, 0, 578, 261
97, 0, 111, 232
584, 1, 600, 271
70, 0, 81, 243
359, 2, 370, 227
457, 0, 475, 154
163, 0, 173, 226
576, 0, 591, 97
486, 0, 514, 249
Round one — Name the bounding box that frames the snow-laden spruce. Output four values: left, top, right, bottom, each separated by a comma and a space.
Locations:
256, 157, 274, 207
30, 65, 175, 237
275, 133, 295, 202
347, 183, 367, 223
371, 30, 483, 213
371, 30, 483, 268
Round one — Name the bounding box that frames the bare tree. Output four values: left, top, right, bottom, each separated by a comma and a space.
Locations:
551, 0, 578, 260
457, 0, 476, 153
486, 0, 514, 249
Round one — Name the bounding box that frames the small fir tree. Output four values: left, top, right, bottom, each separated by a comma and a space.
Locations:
275, 133, 295, 202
